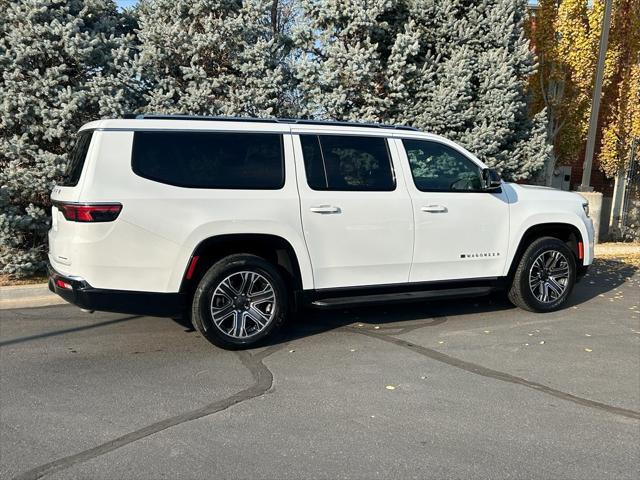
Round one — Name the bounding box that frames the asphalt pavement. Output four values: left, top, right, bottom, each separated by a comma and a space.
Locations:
1, 258, 639, 480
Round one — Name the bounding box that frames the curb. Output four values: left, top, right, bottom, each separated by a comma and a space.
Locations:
0, 283, 67, 310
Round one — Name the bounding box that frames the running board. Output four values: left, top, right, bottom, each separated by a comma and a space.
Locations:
310, 286, 494, 309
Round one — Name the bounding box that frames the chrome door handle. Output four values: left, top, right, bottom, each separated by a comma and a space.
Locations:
310, 205, 341, 214
421, 205, 448, 213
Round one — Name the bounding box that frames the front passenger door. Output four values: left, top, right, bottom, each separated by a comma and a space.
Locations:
396, 138, 510, 282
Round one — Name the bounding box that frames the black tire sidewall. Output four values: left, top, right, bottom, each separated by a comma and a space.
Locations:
192, 255, 287, 349
518, 238, 576, 312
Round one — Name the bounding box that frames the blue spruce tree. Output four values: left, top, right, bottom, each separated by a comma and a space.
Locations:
294, 0, 550, 180
0, 0, 138, 277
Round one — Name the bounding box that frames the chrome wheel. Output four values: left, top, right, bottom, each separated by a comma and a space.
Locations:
528, 250, 570, 304
210, 271, 276, 338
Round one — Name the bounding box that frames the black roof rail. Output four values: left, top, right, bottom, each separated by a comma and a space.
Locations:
125, 114, 420, 131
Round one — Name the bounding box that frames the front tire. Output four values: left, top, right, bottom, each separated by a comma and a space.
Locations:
191, 254, 288, 349
508, 237, 576, 312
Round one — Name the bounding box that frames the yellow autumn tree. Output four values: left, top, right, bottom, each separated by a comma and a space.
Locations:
555, 0, 616, 164
528, 0, 607, 184
598, 0, 640, 177
527, 0, 565, 185
529, 0, 640, 185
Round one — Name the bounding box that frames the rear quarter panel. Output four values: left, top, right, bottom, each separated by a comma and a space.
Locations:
73, 129, 312, 292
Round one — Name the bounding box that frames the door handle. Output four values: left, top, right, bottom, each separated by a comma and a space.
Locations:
421, 205, 448, 213
310, 205, 341, 214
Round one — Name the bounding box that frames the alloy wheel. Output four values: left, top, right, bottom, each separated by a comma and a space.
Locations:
210, 271, 276, 338
528, 250, 571, 304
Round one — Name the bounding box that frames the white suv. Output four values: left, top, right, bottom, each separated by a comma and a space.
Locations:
49, 115, 594, 349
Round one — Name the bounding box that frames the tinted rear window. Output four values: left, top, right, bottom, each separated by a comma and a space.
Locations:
300, 134, 395, 191
60, 131, 93, 186
132, 131, 284, 189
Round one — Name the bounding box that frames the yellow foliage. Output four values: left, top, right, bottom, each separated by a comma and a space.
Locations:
600, 63, 640, 176
632, 66, 640, 140
529, 0, 640, 178
555, 0, 611, 161
598, 0, 640, 176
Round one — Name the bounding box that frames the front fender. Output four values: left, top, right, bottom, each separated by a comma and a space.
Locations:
505, 212, 594, 276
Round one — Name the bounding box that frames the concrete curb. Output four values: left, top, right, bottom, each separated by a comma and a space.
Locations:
0, 283, 67, 310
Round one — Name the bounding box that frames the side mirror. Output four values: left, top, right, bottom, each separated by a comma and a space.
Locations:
482, 168, 502, 191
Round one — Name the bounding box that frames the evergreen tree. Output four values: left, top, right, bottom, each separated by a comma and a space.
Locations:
293, 0, 425, 122
294, 0, 550, 181
135, 0, 295, 117
0, 0, 137, 277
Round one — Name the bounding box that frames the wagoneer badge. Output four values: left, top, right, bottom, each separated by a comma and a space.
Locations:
460, 252, 501, 259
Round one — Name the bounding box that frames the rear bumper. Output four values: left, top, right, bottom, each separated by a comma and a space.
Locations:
48, 265, 185, 317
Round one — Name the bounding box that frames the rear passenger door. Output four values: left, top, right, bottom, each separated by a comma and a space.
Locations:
293, 133, 413, 289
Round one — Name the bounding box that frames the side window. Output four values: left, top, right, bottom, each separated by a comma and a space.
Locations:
132, 131, 284, 189
300, 135, 327, 189
403, 139, 482, 192
300, 135, 395, 191
60, 130, 93, 187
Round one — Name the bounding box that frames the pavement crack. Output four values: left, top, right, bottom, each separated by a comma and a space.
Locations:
348, 327, 640, 421
12, 346, 283, 480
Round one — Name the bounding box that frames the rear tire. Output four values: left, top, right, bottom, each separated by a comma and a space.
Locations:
191, 254, 288, 349
508, 237, 576, 312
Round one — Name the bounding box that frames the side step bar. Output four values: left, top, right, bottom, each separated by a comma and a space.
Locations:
311, 286, 494, 309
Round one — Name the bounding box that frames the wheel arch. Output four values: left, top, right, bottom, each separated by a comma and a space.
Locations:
178, 233, 310, 296
506, 222, 585, 279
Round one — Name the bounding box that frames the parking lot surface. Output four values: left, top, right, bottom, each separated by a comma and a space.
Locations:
2, 258, 639, 480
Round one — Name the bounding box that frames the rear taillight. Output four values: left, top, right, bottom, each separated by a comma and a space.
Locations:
54, 202, 122, 223
55, 278, 73, 290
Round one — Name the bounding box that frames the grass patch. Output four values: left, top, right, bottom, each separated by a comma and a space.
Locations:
0, 274, 49, 287
595, 242, 640, 267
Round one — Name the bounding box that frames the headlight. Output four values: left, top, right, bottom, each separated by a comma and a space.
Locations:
582, 202, 590, 217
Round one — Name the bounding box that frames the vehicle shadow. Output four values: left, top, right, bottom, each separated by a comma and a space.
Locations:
566, 258, 638, 306
268, 295, 514, 347
264, 258, 637, 348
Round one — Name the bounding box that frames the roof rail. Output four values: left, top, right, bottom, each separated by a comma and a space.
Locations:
125, 114, 419, 131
